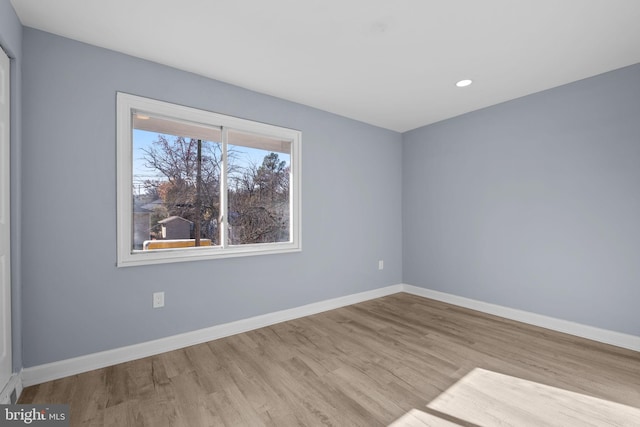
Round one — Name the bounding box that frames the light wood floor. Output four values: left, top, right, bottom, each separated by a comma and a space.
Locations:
20, 293, 640, 426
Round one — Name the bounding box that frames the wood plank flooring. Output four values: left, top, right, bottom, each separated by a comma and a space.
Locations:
19, 293, 640, 426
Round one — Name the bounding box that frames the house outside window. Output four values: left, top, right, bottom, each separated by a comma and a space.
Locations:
117, 93, 301, 267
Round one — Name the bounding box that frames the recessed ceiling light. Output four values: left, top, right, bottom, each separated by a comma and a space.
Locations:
456, 79, 473, 88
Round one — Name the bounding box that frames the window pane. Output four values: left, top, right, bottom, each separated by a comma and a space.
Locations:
132, 113, 222, 251
227, 129, 291, 245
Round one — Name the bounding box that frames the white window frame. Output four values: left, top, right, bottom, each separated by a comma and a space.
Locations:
117, 92, 301, 267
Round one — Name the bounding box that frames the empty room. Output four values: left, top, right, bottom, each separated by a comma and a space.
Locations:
1, 0, 639, 425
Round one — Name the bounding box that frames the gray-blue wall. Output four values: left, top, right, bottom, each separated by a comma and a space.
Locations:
403, 63, 640, 336
1, 0, 23, 373
21, 28, 403, 367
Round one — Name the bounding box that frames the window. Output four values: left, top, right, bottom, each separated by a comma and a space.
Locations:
117, 93, 301, 266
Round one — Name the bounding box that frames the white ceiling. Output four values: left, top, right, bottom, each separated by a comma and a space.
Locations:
10, 0, 640, 132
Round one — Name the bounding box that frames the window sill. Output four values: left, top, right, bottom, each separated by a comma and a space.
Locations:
117, 242, 301, 267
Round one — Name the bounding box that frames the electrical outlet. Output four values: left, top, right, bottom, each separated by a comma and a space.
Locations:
153, 291, 165, 308
378, 260, 384, 270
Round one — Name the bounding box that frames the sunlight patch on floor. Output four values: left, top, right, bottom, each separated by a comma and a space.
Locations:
389, 368, 640, 426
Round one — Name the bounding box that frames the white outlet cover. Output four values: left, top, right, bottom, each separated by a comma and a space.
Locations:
153, 291, 165, 308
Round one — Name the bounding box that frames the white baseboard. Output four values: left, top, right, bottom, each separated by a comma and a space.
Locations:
401, 284, 640, 352
22, 284, 403, 387
21, 282, 639, 387
0, 372, 23, 404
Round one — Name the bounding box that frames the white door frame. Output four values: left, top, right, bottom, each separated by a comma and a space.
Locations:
0, 45, 13, 402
